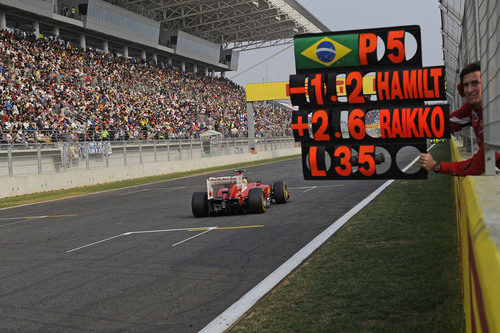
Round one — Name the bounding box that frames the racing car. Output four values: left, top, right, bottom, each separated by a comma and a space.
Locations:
191, 169, 290, 217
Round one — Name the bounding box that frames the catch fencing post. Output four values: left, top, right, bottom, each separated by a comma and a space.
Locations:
105, 143, 110, 167
139, 141, 143, 164
7, 145, 13, 177
37, 144, 42, 174
123, 142, 127, 166
154, 142, 157, 163
85, 142, 90, 169
62, 143, 67, 171
247, 101, 255, 152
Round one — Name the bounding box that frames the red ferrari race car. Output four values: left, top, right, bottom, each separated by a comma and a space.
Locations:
191, 169, 290, 217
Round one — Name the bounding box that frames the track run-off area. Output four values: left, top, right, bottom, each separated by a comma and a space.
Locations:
0, 151, 419, 331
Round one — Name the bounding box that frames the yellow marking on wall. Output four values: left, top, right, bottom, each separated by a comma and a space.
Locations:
245, 74, 375, 102
451, 139, 500, 333
246, 81, 289, 101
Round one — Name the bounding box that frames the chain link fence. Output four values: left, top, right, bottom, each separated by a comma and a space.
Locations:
440, 0, 499, 174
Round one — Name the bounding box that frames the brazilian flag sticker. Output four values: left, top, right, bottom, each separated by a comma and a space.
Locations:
295, 34, 360, 70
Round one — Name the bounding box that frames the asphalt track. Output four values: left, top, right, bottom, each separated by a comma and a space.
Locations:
0, 152, 418, 331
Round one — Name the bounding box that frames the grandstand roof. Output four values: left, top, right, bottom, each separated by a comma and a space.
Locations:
103, 0, 329, 50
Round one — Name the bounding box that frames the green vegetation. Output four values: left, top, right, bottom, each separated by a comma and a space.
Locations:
0, 154, 299, 209
233, 143, 464, 332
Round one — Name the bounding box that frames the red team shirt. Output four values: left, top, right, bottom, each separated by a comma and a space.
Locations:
441, 101, 500, 176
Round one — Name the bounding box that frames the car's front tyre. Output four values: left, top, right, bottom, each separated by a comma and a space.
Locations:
272, 181, 288, 204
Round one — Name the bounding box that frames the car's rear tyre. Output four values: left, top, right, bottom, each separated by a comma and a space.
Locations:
248, 188, 266, 213
273, 180, 288, 204
192, 192, 209, 217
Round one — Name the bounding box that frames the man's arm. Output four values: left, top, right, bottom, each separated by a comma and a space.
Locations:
440, 145, 485, 176
420, 145, 486, 176
449, 102, 472, 133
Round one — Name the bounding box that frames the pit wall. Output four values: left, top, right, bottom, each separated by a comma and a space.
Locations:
2, 147, 300, 198
451, 139, 500, 333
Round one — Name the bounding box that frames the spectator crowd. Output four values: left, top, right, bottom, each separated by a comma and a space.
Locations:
0, 28, 292, 144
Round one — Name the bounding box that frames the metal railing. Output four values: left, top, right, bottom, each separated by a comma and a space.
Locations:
0, 128, 293, 147
0, 137, 296, 179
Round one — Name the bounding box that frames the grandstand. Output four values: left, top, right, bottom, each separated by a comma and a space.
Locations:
0, 0, 327, 143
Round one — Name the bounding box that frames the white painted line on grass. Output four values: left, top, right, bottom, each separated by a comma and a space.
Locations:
200, 153, 424, 333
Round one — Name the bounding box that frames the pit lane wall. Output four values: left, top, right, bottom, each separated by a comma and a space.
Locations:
451, 139, 500, 333
0, 144, 300, 199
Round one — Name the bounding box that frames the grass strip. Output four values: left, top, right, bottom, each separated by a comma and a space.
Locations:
233, 143, 464, 332
0, 154, 300, 209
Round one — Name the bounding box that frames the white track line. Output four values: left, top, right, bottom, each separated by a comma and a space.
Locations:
172, 227, 217, 247
128, 227, 214, 234
0, 219, 38, 228
66, 226, 219, 253
0, 214, 76, 228
117, 189, 150, 196
302, 185, 317, 193
288, 185, 343, 190
67, 234, 126, 253
117, 186, 199, 195
0, 215, 48, 221
155, 186, 199, 190
200, 152, 425, 333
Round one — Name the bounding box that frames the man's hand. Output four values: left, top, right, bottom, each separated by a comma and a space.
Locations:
419, 153, 436, 171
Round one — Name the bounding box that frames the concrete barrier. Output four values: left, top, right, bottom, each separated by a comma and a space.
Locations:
1, 146, 300, 198
451, 139, 500, 333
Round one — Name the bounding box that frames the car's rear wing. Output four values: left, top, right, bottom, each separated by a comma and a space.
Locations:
207, 175, 243, 199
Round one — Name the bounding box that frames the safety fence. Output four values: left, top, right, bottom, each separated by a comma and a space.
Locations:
0, 136, 295, 179
451, 139, 500, 333
440, 0, 499, 175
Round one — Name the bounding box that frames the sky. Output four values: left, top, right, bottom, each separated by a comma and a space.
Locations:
228, 0, 444, 88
